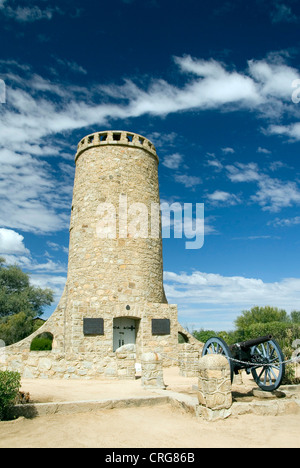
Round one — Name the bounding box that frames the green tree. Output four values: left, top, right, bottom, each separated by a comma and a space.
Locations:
193, 329, 218, 343
291, 310, 300, 323
0, 258, 54, 345
234, 306, 288, 331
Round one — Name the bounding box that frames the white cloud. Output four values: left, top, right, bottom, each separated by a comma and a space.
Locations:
221, 147, 235, 154
226, 161, 300, 212
0, 149, 70, 233
206, 190, 241, 206
174, 174, 202, 188
0, 1, 63, 22
52, 58, 87, 75
0, 228, 29, 255
253, 177, 300, 212
29, 273, 67, 309
0, 52, 299, 233
47, 241, 69, 255
162, 153, 183, 169
270, 2, 297, 24
257, 147, 271, 154
99, 53, 300, 120
164, 270, 300, 330
0, 228, 67, 279
248, 57, 299, 101
269, 216, 300, 227
206, 157, 223, 171
226, 162, 261, 182
268, 122, 300, 140
1, 53, 299, 155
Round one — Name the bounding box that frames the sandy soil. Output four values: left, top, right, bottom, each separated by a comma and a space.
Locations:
0, 367, 299, 448
0, 405, 299, 448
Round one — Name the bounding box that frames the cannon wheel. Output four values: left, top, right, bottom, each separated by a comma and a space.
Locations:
250, 338, 285, 392
202, 337, 234, 382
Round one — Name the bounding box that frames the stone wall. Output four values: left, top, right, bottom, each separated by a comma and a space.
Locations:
0, 300, 179, 379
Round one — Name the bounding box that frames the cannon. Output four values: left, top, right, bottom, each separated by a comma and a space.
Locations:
202, 335, 285, 392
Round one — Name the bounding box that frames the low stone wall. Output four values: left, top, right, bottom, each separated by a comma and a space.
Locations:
0, 350, 119, 379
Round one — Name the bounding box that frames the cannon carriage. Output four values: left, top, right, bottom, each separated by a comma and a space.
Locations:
202, 335, 285, 392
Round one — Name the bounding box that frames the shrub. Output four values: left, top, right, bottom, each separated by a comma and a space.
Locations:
0, 370, 21, 420
282, 364, 300, 385
193, 329, 219, 343
30, 332, 53, 351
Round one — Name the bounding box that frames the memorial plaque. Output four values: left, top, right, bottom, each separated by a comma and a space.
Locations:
83, 318, 104, 336
152, 319, 170, 335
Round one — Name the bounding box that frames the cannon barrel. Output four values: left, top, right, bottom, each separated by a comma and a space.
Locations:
230, 335, 273, 351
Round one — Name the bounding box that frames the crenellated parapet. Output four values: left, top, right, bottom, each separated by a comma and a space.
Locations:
75, 130, 158, 162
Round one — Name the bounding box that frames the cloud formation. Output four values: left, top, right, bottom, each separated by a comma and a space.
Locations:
226, 162, 300, 212
0, 52, 299, 234
164, 270, 300, 329
0, 228, 29, 254
0, 0, 63, 22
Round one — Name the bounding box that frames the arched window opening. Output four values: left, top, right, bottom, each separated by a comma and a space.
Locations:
30, 332, 53, 351
178, 331, 189, 344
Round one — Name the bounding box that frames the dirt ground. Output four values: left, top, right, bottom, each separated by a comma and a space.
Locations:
0, 367, 299, 448
0, 405, 299, 448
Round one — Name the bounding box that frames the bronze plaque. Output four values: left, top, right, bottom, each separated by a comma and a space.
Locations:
83, 318, 104, 336
152, 319, 170, 335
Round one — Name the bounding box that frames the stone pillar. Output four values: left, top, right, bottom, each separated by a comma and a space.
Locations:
141, 352, 166, 389
115, 344, 136, 380
178, 343, 200, 377
197, 354, 232, 421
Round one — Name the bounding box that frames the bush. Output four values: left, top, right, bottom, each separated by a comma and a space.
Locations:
0, 370, 21, 420
193, 329, 219, 343
30, 335, 53, 351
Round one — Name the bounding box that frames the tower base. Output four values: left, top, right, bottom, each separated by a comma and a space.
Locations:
0, 292, 202, 379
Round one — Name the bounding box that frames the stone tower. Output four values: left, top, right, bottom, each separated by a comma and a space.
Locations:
1, 130, 200, 379
68, 130, 167, 305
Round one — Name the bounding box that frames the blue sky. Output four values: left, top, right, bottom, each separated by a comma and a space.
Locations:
0, 0, 300, 331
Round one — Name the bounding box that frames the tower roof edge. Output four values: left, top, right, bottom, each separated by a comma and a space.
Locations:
75, 130, 158, 162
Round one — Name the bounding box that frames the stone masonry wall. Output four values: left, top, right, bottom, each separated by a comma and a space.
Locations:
0, 300, 179, 379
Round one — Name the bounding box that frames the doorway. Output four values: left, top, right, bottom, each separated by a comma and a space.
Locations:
113, 317, 138, 352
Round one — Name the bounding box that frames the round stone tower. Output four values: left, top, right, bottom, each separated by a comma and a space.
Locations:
67, 130, 167, 305
1, 130, 201, 380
